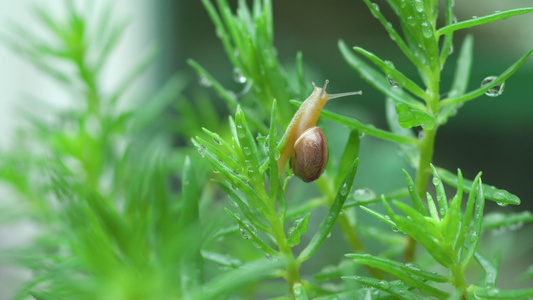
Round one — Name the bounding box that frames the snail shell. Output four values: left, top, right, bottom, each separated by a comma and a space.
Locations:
289, 127, 328, 182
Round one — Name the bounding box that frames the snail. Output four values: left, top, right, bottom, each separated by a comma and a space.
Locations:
277, 80, 362, 182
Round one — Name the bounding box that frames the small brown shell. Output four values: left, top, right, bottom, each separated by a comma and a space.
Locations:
289, 127, 329, 182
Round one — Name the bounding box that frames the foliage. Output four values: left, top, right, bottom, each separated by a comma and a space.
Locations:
1, 0, 533, 299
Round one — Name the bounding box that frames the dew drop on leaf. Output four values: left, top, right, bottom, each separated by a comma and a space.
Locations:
432, 176, 440, 186
233, 67, 247, 84
266, 253, 278, 262
421, 22, 433, 38
353, 188, 376, 202
481, 76, 505, 97
239, 227, 251, 239
378, 280, 390, 289
391, 226, 399, 232
406, 262, 421, 271
340, 183, 350, 196
372, 2, 379, 12
198, 76, 212, 88
497, 201, 508, 207
197, 148, 205, 158
228, 196, 238, 207
213, 137, 222, 145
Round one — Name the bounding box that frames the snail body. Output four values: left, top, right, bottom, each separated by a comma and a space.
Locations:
277, 80, 361, 182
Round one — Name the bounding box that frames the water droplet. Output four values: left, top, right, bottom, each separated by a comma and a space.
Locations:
448, 45, 454, 55
432, 176, 440, 186
213, 137, 222, 145
421, 22, 433, 38
413, 0, 424, 12
481, 76, 505, 97
439, 208, 446, 216
406, 15, 416, 26
233, 49, 240, 57
239, 227, 250, 239
372, 2, 379, 12
212, 168, 219, 173
233, 67, 247, 84
406, 262, 421, 271
198, 76, 212, 88
408, 186, 414, 192
387, 75, 400, 88
197, 148, 205, 158
378, 280, 390, 289
472, 16, 478, 19
359, 132, 366, 138
353, 188, 376, 202
242, 146, 252, 156
392, 226, 399, 232
228, 196, 238, 207
340, 183, 350, 196
497, 201, 508, 207
266, 253, 278, 262
400, 0, 407, 8
246, 223, 257, 236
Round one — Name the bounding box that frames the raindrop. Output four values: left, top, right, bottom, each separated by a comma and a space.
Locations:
421, 22, 433, 38
400, 0, 407, 8
243, 146, 252, 156
406, 15, 416, 26
353, 188, 376, 202
384, 60, 400, 88
212, 168, 219, 174
372, 2, 379, 12
481, 76, 505, 97
233, 67, 247, 84
197, 148, 205, 158
392, 226, 399, 232
359, 132, 366, 138
432, 176, 440, 186
198, 76, 212, 88
239, 227, 250, 239
413, 0, 424, 12
448, 45, 454, 55
472, 16, 478, 19
213, 137, 222, 145
487, 288, 500, 297
266, 253, 278, 262
378, 280, 390, 289
246, 223, 257, 236
340, 183, 350, 196
228, 196, 238, 207
406, 262, 421, 271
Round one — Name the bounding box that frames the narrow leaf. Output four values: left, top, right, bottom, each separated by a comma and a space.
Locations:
467, 285, 533, 299
437, 167, 520, 205
225, 208, 277, 255
298, 158, 359, 262
483, 211, 533, 231
287, 213, 311, 247
462, 178, 485, 269
475, 251, 498, 287
385, 98, 420, 167
431, 164, 448, 217
437, 8, 533, 36
439, 49, 533, 107
402, 170, 427, 216
346, 253, 451, 283
339, 40, 426, 111
395, 103, 435, 130
360, 206, 397, 228
352, 47, 427, 100
342, 275, 426, 300
293, 282, 309, 300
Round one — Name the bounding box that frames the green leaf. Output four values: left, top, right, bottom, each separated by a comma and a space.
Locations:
335, 129, 360, 190
462, 178, 485, 269
235, 107, 263, 184
342, 275, 426, 300
339, 41, 426, 111
225, 208, 277, 256
393, 201, 441, 239
361, 0, 424, 71
438, 0, 455, 65
352, 47, 427, 100
360, 206, 397, 228
483, 211, 533, 231
426, 193, 440, 222
290, 100, 419, 145
287, 213, 311, 247
385, 99, 420, 167
439, 49, 533, 107
442, 170, 463, 248
467, 285, 533, 299
346, 253, 451, 283
191, 260, 282, 300
402, 170, 427, 216
436, 8, 533, 36
437, 35, 474, 125
344, 187, 408, 208
297, 158, 359, 262
201, 250, 244, 268
430, 164, 448, 217
394, 215, 455, 268
456, 173, 482, 258
436, 167, 520, 205
395, 103, 435, 130
475, 251, 498, 287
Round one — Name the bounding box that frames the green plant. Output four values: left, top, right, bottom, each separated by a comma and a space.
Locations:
2, 0, 533, 299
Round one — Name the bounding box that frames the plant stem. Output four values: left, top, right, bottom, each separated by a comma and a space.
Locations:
405, 67, 440, 262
